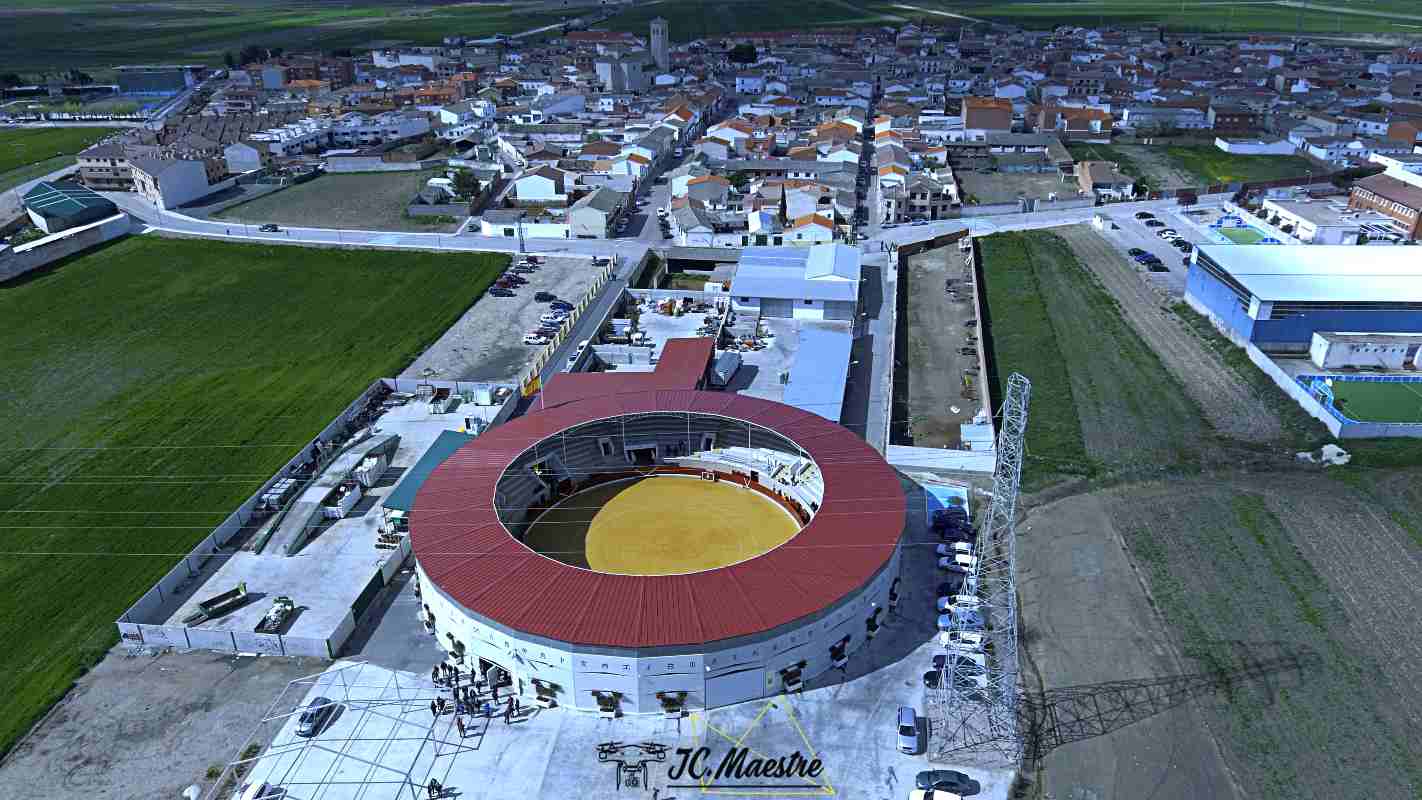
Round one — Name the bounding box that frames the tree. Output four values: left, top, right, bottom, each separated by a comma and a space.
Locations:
728, 44, 757, 64
452, 168, 481, 198
726, 170, 750, 191
1, 72, 26, 87
223, 52, 237, 69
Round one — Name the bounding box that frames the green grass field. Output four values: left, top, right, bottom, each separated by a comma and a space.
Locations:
1219, 226, 1266, 244
213, 169, 457, 232
979, 230, 1209, 485
0, 0, 571, 73
1330, 380, 1422, 423
1161, 145, 1318, 185
0, 127, 118, 176
604, 0, 906, 40
884, 0, 1422, 34
0, 236, 505, 757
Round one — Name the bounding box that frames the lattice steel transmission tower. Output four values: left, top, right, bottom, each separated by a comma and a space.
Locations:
928, 371, 1030, 765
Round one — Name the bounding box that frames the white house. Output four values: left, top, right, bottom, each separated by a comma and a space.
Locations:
513, 165, 571, 205
130, 158, 216, 210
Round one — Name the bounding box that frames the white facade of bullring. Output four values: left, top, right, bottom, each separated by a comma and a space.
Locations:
414, 546, 901, 714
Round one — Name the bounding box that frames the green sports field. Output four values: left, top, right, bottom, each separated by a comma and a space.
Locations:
1330, 380, 1422, 423
1219, 226, 1266, 244
0, 236, 506, 757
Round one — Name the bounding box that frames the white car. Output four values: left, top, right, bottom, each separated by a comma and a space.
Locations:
935, 542, 972, 558
522, 334, 550, 345
567, 339, 590, 367
910, 790, 963, 800
935, 593, 981, 614
937, 553, 978, 572
939, 630, 988, 653
539, 312, 569, 324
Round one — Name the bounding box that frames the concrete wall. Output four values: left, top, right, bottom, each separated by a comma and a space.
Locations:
326, 157, 443, 173
0, 213, 133, 285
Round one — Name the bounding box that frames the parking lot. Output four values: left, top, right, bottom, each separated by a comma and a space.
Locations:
1093, 205, 1215, 296
402, 255, 609, 382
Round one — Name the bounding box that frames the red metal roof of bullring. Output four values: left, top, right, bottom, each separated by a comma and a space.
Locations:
537, 337, 715, 410
409, 390, 904, 649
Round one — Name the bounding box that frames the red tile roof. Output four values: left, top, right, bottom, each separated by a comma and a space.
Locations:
409, 390, 904, 649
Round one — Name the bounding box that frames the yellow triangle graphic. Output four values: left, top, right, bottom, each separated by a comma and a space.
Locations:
683, 696, 835, 796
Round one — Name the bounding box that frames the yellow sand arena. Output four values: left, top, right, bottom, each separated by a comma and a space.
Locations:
523, 476, 799, 575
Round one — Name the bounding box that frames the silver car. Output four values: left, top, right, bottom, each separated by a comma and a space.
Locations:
295, 696, 336, 737
897, 705, 921, 754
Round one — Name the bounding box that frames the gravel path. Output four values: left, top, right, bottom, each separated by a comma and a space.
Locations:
1054, 225, 1284, 442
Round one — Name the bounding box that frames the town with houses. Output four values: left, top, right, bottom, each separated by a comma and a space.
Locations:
9, 22, 1422, 243
4, 6, 1422, 800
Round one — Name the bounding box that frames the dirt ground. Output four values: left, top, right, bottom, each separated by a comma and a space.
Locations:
214, 169, 459, 233
1052, 224, 1285, 443
904, 245, 982, 446
1098, 473, 1422, 800
401, 255, 600, 382
1113, 145, 1200, 190
958, 171, 1074, 204
0, 646, 322, 800
1017, 491, 1239, 800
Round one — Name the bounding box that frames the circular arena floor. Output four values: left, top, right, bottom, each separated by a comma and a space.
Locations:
522, 476, 799, 576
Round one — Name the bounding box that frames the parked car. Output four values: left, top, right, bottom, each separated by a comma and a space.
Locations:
936, 593, 980, 613
1175, 241, 1193, 252
259, 223, 281, 232
534, 291, 556, 302
896, 706, 921, 754
939, 629, 988, 653
540, 312, 569, 325
523, 334, 550, 345
1144, 219, 1165, 228
1134, 211, 1155, 220
550, 300, 574, 311
296, 697, 337, 737
916, 769, 977, 793
938, 607, 985, 631
935, 542, 972, 558
1127, 247, 1146, 257
490, 288, 516, 297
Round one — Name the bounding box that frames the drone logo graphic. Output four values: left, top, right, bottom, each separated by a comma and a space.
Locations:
596, 740, 671, 792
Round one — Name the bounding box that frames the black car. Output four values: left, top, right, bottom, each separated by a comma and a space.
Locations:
1127, 247, 1146, 257
550, 300, 574, 311
937, 579, 963, 597
1144, 219, 1165, 228
1134, 211, 1155, 220
490, 288, 516, 297
923, 669, 942, 689
534, 291, 556, 302
916, 769, 980, 794
259, 223, 281, 232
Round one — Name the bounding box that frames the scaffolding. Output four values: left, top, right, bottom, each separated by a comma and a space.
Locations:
206, 660, 482, 800
928, 371, 1030, 765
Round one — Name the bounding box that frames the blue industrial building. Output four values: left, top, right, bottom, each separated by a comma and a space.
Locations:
1185, 245, 1422, 353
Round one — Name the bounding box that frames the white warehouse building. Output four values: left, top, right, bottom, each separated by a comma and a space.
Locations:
730, 244, 862, 320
